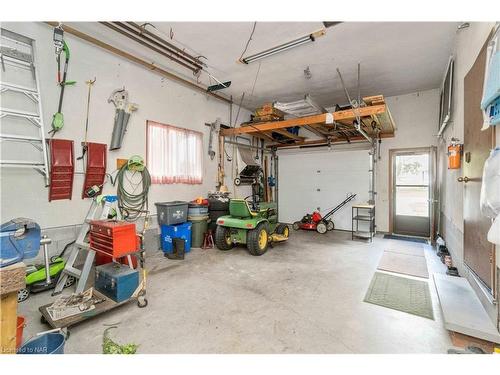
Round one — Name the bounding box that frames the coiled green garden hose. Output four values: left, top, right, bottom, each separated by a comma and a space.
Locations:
114, 156, 151, 221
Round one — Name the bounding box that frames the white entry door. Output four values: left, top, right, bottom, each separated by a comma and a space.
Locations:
391, 150, 432, 238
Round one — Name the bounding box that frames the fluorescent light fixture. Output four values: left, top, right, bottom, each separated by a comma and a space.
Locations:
240, 29, 326, 64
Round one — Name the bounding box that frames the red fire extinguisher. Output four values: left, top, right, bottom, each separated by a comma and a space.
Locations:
448, 139, 462, 169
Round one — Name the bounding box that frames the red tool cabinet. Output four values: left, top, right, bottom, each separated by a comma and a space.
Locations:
89, 220, 137, 258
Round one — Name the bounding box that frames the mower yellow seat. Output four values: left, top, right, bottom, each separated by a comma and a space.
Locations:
229, 199, 257, 218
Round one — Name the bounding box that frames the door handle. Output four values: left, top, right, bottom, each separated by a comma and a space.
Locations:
457, 176, 470, 183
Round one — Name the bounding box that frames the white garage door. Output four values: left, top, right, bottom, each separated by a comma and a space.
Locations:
278, 146, 370, 231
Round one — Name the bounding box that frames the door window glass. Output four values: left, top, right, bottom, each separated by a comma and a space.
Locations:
394, 153, 430, 218
395, 186, 429, 217
396, 154, 429, 185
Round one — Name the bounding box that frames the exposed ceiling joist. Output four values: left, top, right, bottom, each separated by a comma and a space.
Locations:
304, 125, 328, 138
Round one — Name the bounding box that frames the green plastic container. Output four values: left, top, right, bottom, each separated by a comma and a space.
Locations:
188, 215, 209, 248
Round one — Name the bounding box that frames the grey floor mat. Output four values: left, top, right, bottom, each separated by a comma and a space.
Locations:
385, 246, 424, 257
377, 251, 429, 278
383, 234, 428, 244
364, 272, 434, 320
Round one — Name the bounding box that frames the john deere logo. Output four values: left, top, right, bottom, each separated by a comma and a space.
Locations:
173, 210, 183, 219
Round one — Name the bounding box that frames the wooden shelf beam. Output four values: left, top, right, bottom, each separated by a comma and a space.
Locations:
270, 132, 394, 148
220, 104, 386, 137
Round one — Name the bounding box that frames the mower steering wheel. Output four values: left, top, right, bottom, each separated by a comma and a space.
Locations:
244, 195, 259, 211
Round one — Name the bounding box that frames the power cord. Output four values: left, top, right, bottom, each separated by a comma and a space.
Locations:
239, 22, 257, 62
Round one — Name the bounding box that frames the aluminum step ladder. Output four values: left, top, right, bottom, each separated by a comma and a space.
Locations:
53, 196, 122, 295
0, 28, 49, 185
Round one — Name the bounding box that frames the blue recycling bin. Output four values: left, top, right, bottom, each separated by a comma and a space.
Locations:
160, 222, 192, 254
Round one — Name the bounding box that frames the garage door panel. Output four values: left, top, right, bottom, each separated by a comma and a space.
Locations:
278, 149, 370, 230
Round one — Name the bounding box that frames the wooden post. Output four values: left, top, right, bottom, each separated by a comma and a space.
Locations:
0, 262, 26, 354
1, 293, 18, 354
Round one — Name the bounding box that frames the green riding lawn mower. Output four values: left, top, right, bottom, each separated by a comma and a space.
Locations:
215, 196, 289, 256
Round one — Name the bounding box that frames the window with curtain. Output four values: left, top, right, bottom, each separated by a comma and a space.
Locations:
146, 121, 203, 184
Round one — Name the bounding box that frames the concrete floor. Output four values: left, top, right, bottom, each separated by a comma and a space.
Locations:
18, 230, 453, 353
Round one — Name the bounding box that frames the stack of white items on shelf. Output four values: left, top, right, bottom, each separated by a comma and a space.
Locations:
480, 147, 500, 244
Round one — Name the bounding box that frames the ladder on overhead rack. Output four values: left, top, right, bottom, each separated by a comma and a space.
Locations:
0, 28, 49, 186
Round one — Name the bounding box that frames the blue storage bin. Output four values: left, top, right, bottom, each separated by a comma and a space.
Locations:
95, 263, 139, 303
160, 222, 192, 254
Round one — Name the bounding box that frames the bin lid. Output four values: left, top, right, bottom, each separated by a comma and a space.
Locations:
155, 201, 188, 207
188, 215, 209, 221
188, 203, 208, 208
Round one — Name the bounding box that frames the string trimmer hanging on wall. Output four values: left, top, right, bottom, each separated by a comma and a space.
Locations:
108, 87, 138, 150
50, 24, 76, 136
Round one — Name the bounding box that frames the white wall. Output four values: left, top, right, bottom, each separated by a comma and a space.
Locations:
437, 22, 499, 327
376, 89, 440, 232
0, 22, 252, 230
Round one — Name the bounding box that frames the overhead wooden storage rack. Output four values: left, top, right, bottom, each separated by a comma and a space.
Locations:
220, 95, 396, 147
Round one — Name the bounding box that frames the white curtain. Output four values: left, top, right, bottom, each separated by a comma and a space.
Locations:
147, 121, 203, 184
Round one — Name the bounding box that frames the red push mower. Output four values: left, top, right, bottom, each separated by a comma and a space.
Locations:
293, 194, 357, 234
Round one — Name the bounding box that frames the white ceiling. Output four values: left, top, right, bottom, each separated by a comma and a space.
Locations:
72, 22, 458, 109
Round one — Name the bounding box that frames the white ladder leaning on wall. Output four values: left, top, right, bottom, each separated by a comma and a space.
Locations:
0, 28, 50, 186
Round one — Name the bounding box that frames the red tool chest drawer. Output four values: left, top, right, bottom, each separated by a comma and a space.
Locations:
89, 220, 137, 258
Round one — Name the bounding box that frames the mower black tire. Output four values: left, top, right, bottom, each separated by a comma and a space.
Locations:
17, 287, 30, 303
326, 220, 335, 231
215, 225, 234, 251
316, 222, 327, 234
64, 275, 76, 288
247, 222, 270, 256
292, 221, 301, 230
275, 223, 290, 238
